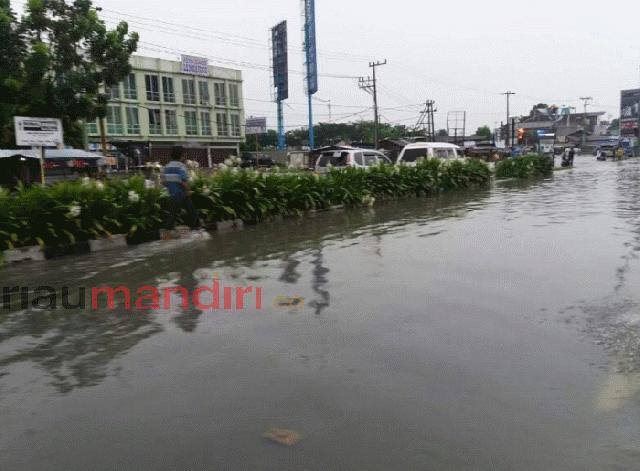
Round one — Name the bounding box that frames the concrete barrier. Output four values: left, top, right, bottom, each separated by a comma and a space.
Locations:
89, 234, 128, 253
3, 246, 45, 263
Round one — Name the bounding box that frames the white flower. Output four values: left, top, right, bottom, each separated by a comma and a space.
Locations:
224, 158, 234, 167
128, 190, 140, 203
202, 186, 211, 196
67, 203, 81, 218
144, 179, 155, 189
95, 181, 105, 190
81, 177, 91, 187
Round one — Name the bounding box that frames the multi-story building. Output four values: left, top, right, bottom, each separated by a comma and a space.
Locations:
87, 55, 245, 166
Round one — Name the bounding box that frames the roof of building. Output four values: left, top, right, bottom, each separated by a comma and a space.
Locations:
45, 149, 104, 159
0, 150, 39, 159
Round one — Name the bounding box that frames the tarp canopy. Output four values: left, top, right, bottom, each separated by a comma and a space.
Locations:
0, 150, 40, 159
0, 149, 104, 160
45, 149, 103, 160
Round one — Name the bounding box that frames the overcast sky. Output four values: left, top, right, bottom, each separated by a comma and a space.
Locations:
10, 0, 640, 132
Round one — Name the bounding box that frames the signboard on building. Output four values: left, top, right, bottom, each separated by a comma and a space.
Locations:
14, 116, 63, 146
180, 55, 209, 76
245, 117, 267, 135
621, 89, 640, 137
303, 0, 318, 95
271, 21, 289, 102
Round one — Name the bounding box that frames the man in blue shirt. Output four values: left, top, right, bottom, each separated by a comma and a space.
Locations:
163, 146, 200, 229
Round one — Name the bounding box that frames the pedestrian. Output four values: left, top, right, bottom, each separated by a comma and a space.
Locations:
568, 147, 575, 166
163, 146, 201, 230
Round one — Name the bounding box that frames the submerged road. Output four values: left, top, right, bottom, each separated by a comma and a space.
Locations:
1, 157, 640, 470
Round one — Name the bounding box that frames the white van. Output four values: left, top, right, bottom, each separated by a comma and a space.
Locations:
315, 149, 388, 174
395, 142, 463, 166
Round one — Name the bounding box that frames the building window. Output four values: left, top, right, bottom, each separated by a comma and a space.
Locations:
148, 108, 162, 134
125, 107, 140, 134
162, 77, 175, 103
229, 83, 239, 107
123, 73, 137, 100
145, 75, 160, 101
182, 79, 196, 105
106, 84, 120, 100
198, 81, 210, 105
230, 114, 241, 137
165, 110, 178, 134
106, 106, 123, 134
86, 121, 98, 134
214, 82, 226, 106
185, 111, 198, 135
216, 112, 228, 136
200, 111, 212, 135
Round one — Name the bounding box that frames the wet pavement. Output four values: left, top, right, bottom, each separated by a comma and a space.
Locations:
2, 157, 640, 470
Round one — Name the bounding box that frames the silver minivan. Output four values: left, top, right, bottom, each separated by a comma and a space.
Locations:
315, 149, 388, 174
395, 142, 463, 167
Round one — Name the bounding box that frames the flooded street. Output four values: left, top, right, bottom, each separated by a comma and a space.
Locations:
2, 158, 640, 470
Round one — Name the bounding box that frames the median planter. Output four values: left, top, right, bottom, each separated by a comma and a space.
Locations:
89, 234, 128, 253
2, 245, 45, 264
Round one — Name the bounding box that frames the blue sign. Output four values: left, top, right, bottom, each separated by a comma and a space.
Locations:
303, 0, 318, 95
271, 21, 289, 101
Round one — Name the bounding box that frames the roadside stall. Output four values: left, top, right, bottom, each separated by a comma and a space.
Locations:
44, 149, 105, 183
0, 150, 42, 190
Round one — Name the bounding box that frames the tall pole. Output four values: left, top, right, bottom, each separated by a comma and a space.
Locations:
277, 100, 285, 150
579, 97, 593, 147
580, 96, 593, 115
502, 91, 516, 147
307, 93, 314, 149
369, 60, 387, 149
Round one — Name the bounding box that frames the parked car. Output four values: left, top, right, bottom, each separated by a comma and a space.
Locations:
240, 152, 276, 168
315, 149, 388, 174
395, 142, 463, 166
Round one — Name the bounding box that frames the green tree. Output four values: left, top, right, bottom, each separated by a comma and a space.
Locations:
475, 125, 492, 139
0, 0, 26, 145
0, 0, 138, 148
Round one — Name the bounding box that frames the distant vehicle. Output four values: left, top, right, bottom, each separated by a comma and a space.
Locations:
465, 146, 508, 162
240, 152, 276, 168
595, 146, 615, 161
395, 142, 463, 166
315, 149, 387, 174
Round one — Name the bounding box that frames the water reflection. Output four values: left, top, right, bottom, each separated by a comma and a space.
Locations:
0, 189, 492, 393
308, 247, 331, 316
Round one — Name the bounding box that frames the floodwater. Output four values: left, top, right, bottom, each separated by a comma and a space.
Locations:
2, 158, 640, 470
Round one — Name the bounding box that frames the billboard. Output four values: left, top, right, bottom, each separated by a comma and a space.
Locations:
181, 55, 209, 76
303, 0, 318, 95
271, 21, 289, 101
246, 117, 267, 135
621, 89, 640, 137
14, 116, 63, 146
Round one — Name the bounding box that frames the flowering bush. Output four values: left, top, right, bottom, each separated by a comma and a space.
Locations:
0, 159, 490, 253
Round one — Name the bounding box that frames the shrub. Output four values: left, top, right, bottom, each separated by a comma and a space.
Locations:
0, 159, 491, 252
495, 154, 554, 180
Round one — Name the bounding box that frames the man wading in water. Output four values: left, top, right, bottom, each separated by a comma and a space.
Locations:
163, 146, 201, 232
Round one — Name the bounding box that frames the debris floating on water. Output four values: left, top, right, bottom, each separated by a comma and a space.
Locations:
262, 428, 302, 446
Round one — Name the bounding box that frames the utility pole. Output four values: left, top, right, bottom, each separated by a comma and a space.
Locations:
580, 96, 593, 115
415, 100, 437, 141
502, 91, 516, 147
314, 97, 332, 122
579, 97, 593, 148
359, 59, 387, 148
